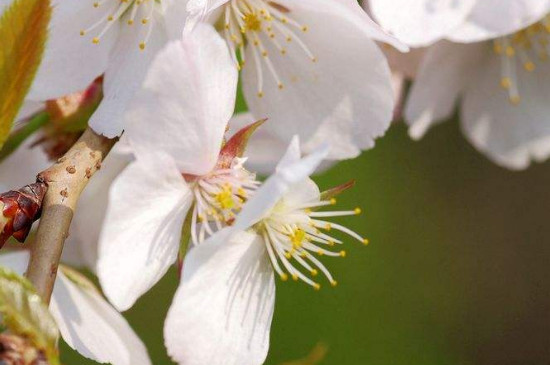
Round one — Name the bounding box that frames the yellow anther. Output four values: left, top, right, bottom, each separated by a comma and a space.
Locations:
302, 26, 308, 32
505, 46, 515, 57
281, 48, 287, 55
290, 229, 306, 248
292, 274, 299, 281
500, 77, 511, 89
304, 208, 312, 213
362, 238, 370, 246
313, 283, 321, 291
262, 51, 268, 57
286, 36, 292, 42
311, 57, 317, 63
330, 280, 338, 287
215, 186, 235, 210
284, 252, 292, 259
311, 269, 318, 276
139, 42, 146, 50
280, 273, 289, 281
354, 207, 362, 215
524, 61, 535, 72
317, 250, 324, 256
339, 250, 347, 258
127, 19, 134, 25
141, 18, 148, 24
92, 37, 100, 44
93, 2, 99, 7
493, 42, 503, 54
330, 198, 337, 205
243, 13, 262, 32
278, 83, 284, 90
257, 91, 264, 98
80, 30, 86, 36
328, 240, 335, 247
509, 95, 521, 105
325, 223, 332, 231
107, 15, 114, 21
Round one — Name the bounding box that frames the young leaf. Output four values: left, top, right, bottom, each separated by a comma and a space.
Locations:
0, 0, 52, 149
0, 266, 60, 364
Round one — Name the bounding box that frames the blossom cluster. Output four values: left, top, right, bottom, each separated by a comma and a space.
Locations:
1, 0, 550, 364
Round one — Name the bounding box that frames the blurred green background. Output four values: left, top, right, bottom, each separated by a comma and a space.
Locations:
60, 116, 550, 365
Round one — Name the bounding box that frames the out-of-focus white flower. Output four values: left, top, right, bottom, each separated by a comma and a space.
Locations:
26, 0, 188, 137
97, 25, 263, 311
371, 0, 550, 169
185, 0, 406, 162
0, 250, 151, 365
164, 137, 368, 365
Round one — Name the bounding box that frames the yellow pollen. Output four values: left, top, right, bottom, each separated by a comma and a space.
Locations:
311, 269, 318, 276
243, 12, 262, 32
524, 61, 536, 72
280, 273, 289, 281
139, 42, 146, 50
80, 30, 86, 36
339, 250, 347, 258
354, 207, 362, 215
313, 283, 321, 291
215, 186, 235, 210
257, 91, 264, 98
127, 19, 134, 25
362, 238, 370, 246
330, 280, 338, 287
108, 15, 114, 21
93, 2, 99, 7
330, 198, 337, 205
292, 274, 299, 281
141, 18, 148, 24
92, 37, 100, 44
290, 229, 306, 248
325, 223, 332, 231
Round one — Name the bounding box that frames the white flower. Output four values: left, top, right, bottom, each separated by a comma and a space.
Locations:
371, 0, 550, 169
164, 137, 368, 365
0, 250, 151, 365
26, 0, 188, 137
369, 0, 550, 47
184, 0, 407, 162
97, 25, 261, 311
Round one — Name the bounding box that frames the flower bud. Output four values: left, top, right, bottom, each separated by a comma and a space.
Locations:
0, 183, 47, 248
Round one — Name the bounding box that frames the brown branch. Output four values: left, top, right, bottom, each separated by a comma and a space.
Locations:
25, 128, 116, 303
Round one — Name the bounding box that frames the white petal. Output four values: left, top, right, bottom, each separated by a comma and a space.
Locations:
62, 145, 132, 270
0, 250, 30, 274
233, 139, 329, 231
89, 20, 168, 138
160, 0, 189, 39
449, 0, 550, 43
242, 3, 395, 160
461, 52, 550, 170
28, 0, 116, 100
281, 178, 320, 209
164, 230, 275, 365
50, 271, 151, 365
404, 41, 487, 140
126, 24, 237, 175
0, 141, 50, 191
97, 153, 191, 311
369, 0, 476, 47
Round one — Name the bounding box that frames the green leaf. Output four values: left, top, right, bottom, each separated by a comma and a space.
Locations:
0, 0, 52, 149
0, 111, 49, 163
0, 266, 60, 365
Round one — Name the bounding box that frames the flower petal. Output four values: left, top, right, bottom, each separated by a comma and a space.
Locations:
369, 0, 476, 47
0, 250, 30, 274
62, 145, 132, 271
97, 153, 191, 311
164, 230, 275, 365
233, 138, 328, 231
449, 0, 550, 43
0, 141, 50, 191
461, 51, 550, 170
125, 24, 237, 175
28, 0, 116, 100
404, 41, 487, 140
89, 19, 168, 138
242, 2, 395, 160
50, 270, 152, 365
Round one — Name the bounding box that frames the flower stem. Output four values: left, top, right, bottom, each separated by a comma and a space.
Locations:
25, 128, 116, 303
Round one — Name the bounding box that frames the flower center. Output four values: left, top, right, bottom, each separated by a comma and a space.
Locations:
189, 159, 259, 245
79, 0, 160, 50
220, 0, 317, 97
493, 15, 550, 105
258, 196, 367, 290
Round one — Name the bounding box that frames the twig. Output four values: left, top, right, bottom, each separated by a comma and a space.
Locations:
25, 128, 116, 303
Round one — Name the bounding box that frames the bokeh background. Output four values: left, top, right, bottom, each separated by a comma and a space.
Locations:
60, 111, 550, 365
